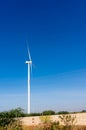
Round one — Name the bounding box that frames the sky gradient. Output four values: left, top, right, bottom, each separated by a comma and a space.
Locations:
0, 0, 86, 112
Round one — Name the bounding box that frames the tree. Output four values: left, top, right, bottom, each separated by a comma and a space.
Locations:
81, 110, 86, 113
8, 107, 25, 118
0, 108, 23, 130
42, 110, 55, 115
58, 111, 69, 115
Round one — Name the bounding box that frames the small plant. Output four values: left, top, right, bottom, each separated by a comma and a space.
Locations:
50, 121, 60, 130
40, 115, 51, 124
6, 119, 23, 130
59, 114, 76, 130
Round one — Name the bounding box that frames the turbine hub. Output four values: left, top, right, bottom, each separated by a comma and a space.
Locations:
25, 61, 32, 64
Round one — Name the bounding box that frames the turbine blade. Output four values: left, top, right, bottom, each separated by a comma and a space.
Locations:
26, 40, 31, 61
28, 48, 31, 61
32, 63, 36, 68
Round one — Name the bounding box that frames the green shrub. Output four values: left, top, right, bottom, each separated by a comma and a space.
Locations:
42, 110, 55, 115
0, 108, 23, 130
50, 121, 60, 130
29, 113, 41, 116
57, 111, 69, 115
81, 110, 86, 113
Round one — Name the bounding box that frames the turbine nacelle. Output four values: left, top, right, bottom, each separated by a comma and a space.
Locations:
25, 61, 32, 64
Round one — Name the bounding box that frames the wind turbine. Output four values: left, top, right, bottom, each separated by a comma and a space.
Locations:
25, 45, 32, 114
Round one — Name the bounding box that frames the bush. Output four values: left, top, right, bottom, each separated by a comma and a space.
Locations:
42, 110, 55, 115
59, 114, 76, 129
58, 111, 69, 115
40, 115, 51, 124
50, 121, 60, 130
81, 110, 86, 113
29, 113, 41, 116
0, 108, 23, 130
8, 108, 25, 118
5, 119, 22, 130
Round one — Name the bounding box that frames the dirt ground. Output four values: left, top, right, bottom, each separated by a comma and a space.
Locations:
21, 113, 86, 126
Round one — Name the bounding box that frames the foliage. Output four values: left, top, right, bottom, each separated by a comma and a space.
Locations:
1, 108, 86, 130
22, 113, 86, 130
42, 110, 55, 115
0, 111, 14, 127
0, 119, 22, 130
4, 119, 22, 130
57, 111, 69, 115
81, 110, 86, 113
7, 108, 25, 117
39, 114, 76, 130
22, 125, 86, 130
29, 113, 41, 116
59, 114, 76, 130
0, 108, 23, 130
49, 121, 60, 130
40, 115, 51, 124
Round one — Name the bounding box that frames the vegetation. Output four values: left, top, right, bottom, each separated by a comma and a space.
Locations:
59, 114, 76, 130
81, 110, 86, 113
22, 125, 86, 130
29, 113, 41, 116
57, 111, 69, 115
42, 110, 55, 115
40, 115, 51, 123
0, 108, 86, 130
22, 114, 86, 130
0, 108, 23, 130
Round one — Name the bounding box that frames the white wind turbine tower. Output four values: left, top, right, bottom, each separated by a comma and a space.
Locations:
25, 45, 32, 114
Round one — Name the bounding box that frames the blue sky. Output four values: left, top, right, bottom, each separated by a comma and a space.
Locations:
0, 0, 86, 112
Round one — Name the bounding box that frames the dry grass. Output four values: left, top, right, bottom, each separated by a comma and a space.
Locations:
22, 125, 86, 130
21, 113, 86, 126
21, 113, 86, 130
